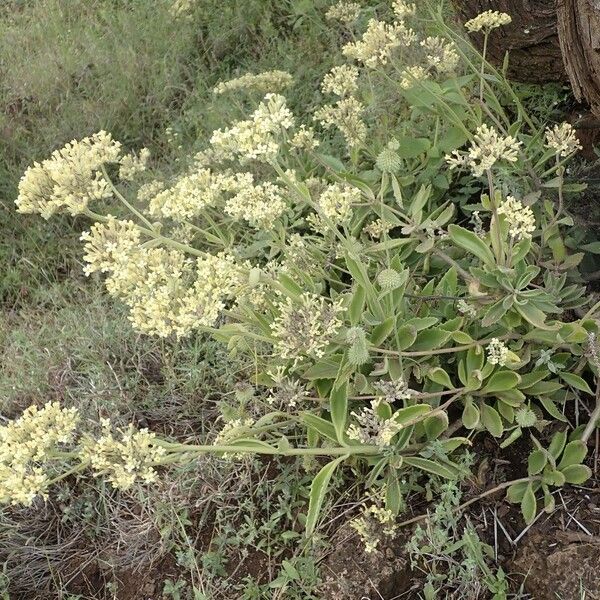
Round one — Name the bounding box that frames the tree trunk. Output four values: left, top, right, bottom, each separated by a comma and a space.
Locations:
557, 0, 600, 112
452, 0, 568, 83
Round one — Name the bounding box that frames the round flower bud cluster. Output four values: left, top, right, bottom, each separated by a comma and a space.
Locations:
420, 36, 460, 74
119, 148, 150, 181
486, 338, 509, 366
515, 406, 538, 428
314, 96, 367, 148
377, 268, 405, 290
321, 65, 360, 97
545, 122, 582, 158
445, 124, 521, 177
0, 402, 79, 506
270, 292, 344, 362
16, 131, 122, 219
497, 195, 535, 239
225, 180, 287, 229
342, 18, 416, 68
325, 0, 361, 24
464, 10, 512, 33
213, 70, 293, 95
375, 138, 401, 173
210, 93, 295, 163
347, 326, 370, 365
81, 420, 165, 490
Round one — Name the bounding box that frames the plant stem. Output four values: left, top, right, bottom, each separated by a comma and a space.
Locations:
582, 375, 600, 443
371, 334, 516, 358
396, 476, 537, 528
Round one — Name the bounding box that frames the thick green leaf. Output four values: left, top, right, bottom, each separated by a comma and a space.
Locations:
349, 285, 366, 326
514, 302, 556, 331
506, 481, 528, 503
538, 396, 568, 422
403, 456, 459, 479
424, 412, 449, 440
481, 371, 521, 394
303, 355, 343, 380
548, 429, 568, 459
300, 413, 338, 443
558, 440, 587, 469
480, 403, 504, 437
370, 317, 396, 346
559, 372, 594, 395
528, 450, 547, 476
392, 404, 432, 425
330, 382, 348, 444
462, 401, 480, 429
448, 224, 495, 266
561, 464, 592, 485
305, 455, 347, 537
521, 483, 537, 524
427, 367, 454, 389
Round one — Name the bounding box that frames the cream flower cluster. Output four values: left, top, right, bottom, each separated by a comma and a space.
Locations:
464, 10, 512, 33
81, 218, 244, 337
392, 0, 416, 19
314, 96, 367, 148
497, 195, 535, 239
80, 217, 141, 277
346, 400, 402, 446
147, 168, 251, 221
213, 70, 293, 95
214, 418, 255, 445
342, 18, 416, 68
420, 36, 460, 74
351, 502, 398, 553
399, 65, 429, 89
445, 124, 521, 177
270, 292, 344, 362
290, 125, 320, 151
82, 420, 165, 490
545, 122, 582, 158
16, 131, 122, 218
325, 0, 361, 24
316, 182, 360, 224
225, 180, 287, 229
487, 338, 509, 366
364, 218, 392, 238
119, 148, 150, 181
210, 93, 294, 163
321, 65, 359, 97
0, 402, 79, 506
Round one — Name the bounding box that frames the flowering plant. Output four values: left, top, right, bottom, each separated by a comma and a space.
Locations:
12, 2, 598, 542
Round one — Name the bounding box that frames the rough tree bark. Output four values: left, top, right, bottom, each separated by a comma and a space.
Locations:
452, 0, 567, 83
557, 0, 600, 111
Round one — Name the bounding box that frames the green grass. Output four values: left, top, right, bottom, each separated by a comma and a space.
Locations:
0, 0, 356, 596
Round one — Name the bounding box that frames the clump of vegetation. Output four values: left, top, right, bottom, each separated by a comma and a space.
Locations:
3, 0, 600, 597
